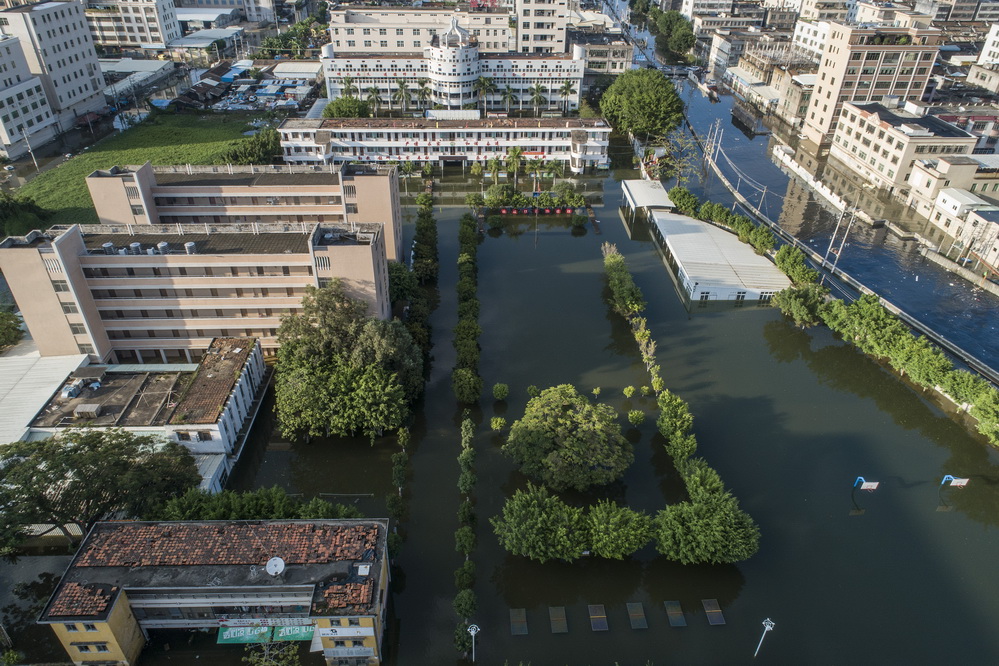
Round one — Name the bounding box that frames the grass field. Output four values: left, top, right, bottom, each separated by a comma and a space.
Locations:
19, 113, 264, 227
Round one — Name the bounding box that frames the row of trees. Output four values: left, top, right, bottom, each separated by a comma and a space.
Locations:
668, 186, 776, 255
602, 243, 761, 564
452, 213, 484, 404
256, 16, 328, 60
148, 486, 362, 522
453, 416, 478, 654
273, 280, 423, 443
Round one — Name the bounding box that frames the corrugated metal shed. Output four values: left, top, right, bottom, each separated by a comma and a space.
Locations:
0, 349, 88, 446
622, 179, 674, 211
651, 211, 791, 299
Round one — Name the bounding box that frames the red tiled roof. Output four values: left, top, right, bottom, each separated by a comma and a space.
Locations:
75, 523, 380, 568
48, 582, 118, 617
170, 337, 255, 425
316, 580, 374, 614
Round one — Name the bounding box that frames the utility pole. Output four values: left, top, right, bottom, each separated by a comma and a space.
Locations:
754, 618, 775, 657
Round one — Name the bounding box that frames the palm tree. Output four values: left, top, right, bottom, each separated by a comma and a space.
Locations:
392, 79, 412, 114
487, 156, 502, 184
558, 80, 577, 115
416, 78, 432, 111
544, 159, 562, 188
528, 83, 548, 117
474, 76, 497, 112
527, 158, 544, 192
505, 146, 524, 185
340, 75, 358, 98
400, 160, 417, 193
500, 85, 518, 114
366, 85, 383, 117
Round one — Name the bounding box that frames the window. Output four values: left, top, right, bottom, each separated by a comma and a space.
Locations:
70, 323, 86, 335
177, 432, 191, 441
96, 644, 110, 652
198, 431, 212, 441
77, 645, 91, 653
64, 623, 79, 632
52, 280, 69, 292
78, 344, 94, 354
84, 623, 97, 632
61, 302, 78, 314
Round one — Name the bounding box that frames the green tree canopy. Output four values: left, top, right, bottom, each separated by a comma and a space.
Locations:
772, 284, 828, 328
653, 492, 760, 564
586, 500, 652, 559
502, 384, 634, 491
599, 69, 683, 140
148, 486, 362, 521
490, 482, 586, 563
0, 429, 199, 553
274, 281, 422, 442
322, 96, 371, 118
0, 309, 23, 348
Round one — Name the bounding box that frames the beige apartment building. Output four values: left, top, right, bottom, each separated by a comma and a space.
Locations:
829, 101, 976, 197
802, 18, 942, 145
85, 162, 402, 263
0, 222, 390, 363
329, 6, 515, 54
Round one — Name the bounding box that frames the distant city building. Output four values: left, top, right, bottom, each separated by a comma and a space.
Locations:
279, 116, 612, 172
82, 0, 181, 52
906, 153, 999, 217
691, 9, 765, 39
568, 30, 633, 88
968, 23, 999, 94
708, 28, 790, 74
321, 20, 583, 113
0, 0, 105, 149
798, 0, 848, 21
791, 19, 829, 63
39, 519, 390, 665
0, 33, 59, 159
173, 0, 278, 24
328, 6, 516, 54
801, 17, 942, 145
516, 0, 570, 53
829, 100, 977, 197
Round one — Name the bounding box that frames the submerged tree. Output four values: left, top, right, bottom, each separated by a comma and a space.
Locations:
502, 384, 633, 491
491, 482, 586, 563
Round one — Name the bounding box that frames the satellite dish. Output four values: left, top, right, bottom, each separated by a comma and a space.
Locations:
266, 557, 286, 576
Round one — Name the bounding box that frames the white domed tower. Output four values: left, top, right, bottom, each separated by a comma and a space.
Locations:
426, 16, 482, 109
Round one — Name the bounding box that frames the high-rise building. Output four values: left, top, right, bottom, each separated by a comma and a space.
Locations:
0, 33, 59, 159
516, 0, 569, 53
0, 0, 105, 131
801, 17, 942, 145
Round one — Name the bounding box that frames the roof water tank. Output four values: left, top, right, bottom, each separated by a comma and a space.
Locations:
129, 242, 142, 255
157, 241, 170, 254
184, 241, 197, 254
102, 242, 115, 255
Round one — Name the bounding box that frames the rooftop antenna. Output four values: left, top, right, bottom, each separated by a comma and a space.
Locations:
266, 556, 286, 577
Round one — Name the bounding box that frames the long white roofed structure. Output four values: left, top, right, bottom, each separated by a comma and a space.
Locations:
650, 211, 791, 304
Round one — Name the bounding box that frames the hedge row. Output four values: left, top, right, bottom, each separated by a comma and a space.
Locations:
452, 213, 484, 404
454, 416, 478, 653
668, 186, 775, 255
601, 243, 761, 564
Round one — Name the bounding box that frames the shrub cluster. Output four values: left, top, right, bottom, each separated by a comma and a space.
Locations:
454, 417, 478, 652
483, 182, 585, 210
452, 214, 484, 404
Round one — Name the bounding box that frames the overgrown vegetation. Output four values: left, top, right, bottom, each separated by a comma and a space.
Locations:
17, 114, 273, 227
148, 486, 362, 521
482, 182, 585, 211
668, 186, 776, 254
274, 280, 423, 443
453, 416, 478, 653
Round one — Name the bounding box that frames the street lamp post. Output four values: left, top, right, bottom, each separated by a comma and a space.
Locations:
754, 618, 775, 658
467, 624, 480, 662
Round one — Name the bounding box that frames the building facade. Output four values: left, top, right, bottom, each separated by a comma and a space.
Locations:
279, 116, 611, 172
0, 33, 59, 159
328, 6, 515, 54
321, 20, 583, 114
40, 520, 390, 666
516, 0, 569, 53
0, 0, 105, 136
801, 19, 942, 145
83, 0, 181, 52
0, 219, 391, 362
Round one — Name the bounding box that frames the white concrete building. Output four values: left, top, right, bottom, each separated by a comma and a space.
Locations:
328, 6, 515, 54
680, 0, 734, 21
905, 154, 999, 221
967, 23, 999, 94
174, 0, 276, 24
322, 19, 583, 113
279, 116, 611, 173
0, 33, 59, 159
830, 101, 976, 196
83, 0, 181, 51
0, 0, 105, 133
516, 0, 569, 53
791, 19, 829, 63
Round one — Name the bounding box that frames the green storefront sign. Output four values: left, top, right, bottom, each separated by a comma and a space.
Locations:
272, 625, 315, 642
217, 625, 272, 644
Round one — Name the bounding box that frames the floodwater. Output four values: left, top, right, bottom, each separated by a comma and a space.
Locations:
231, 174, 999, 664
6, 172, 999, 665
